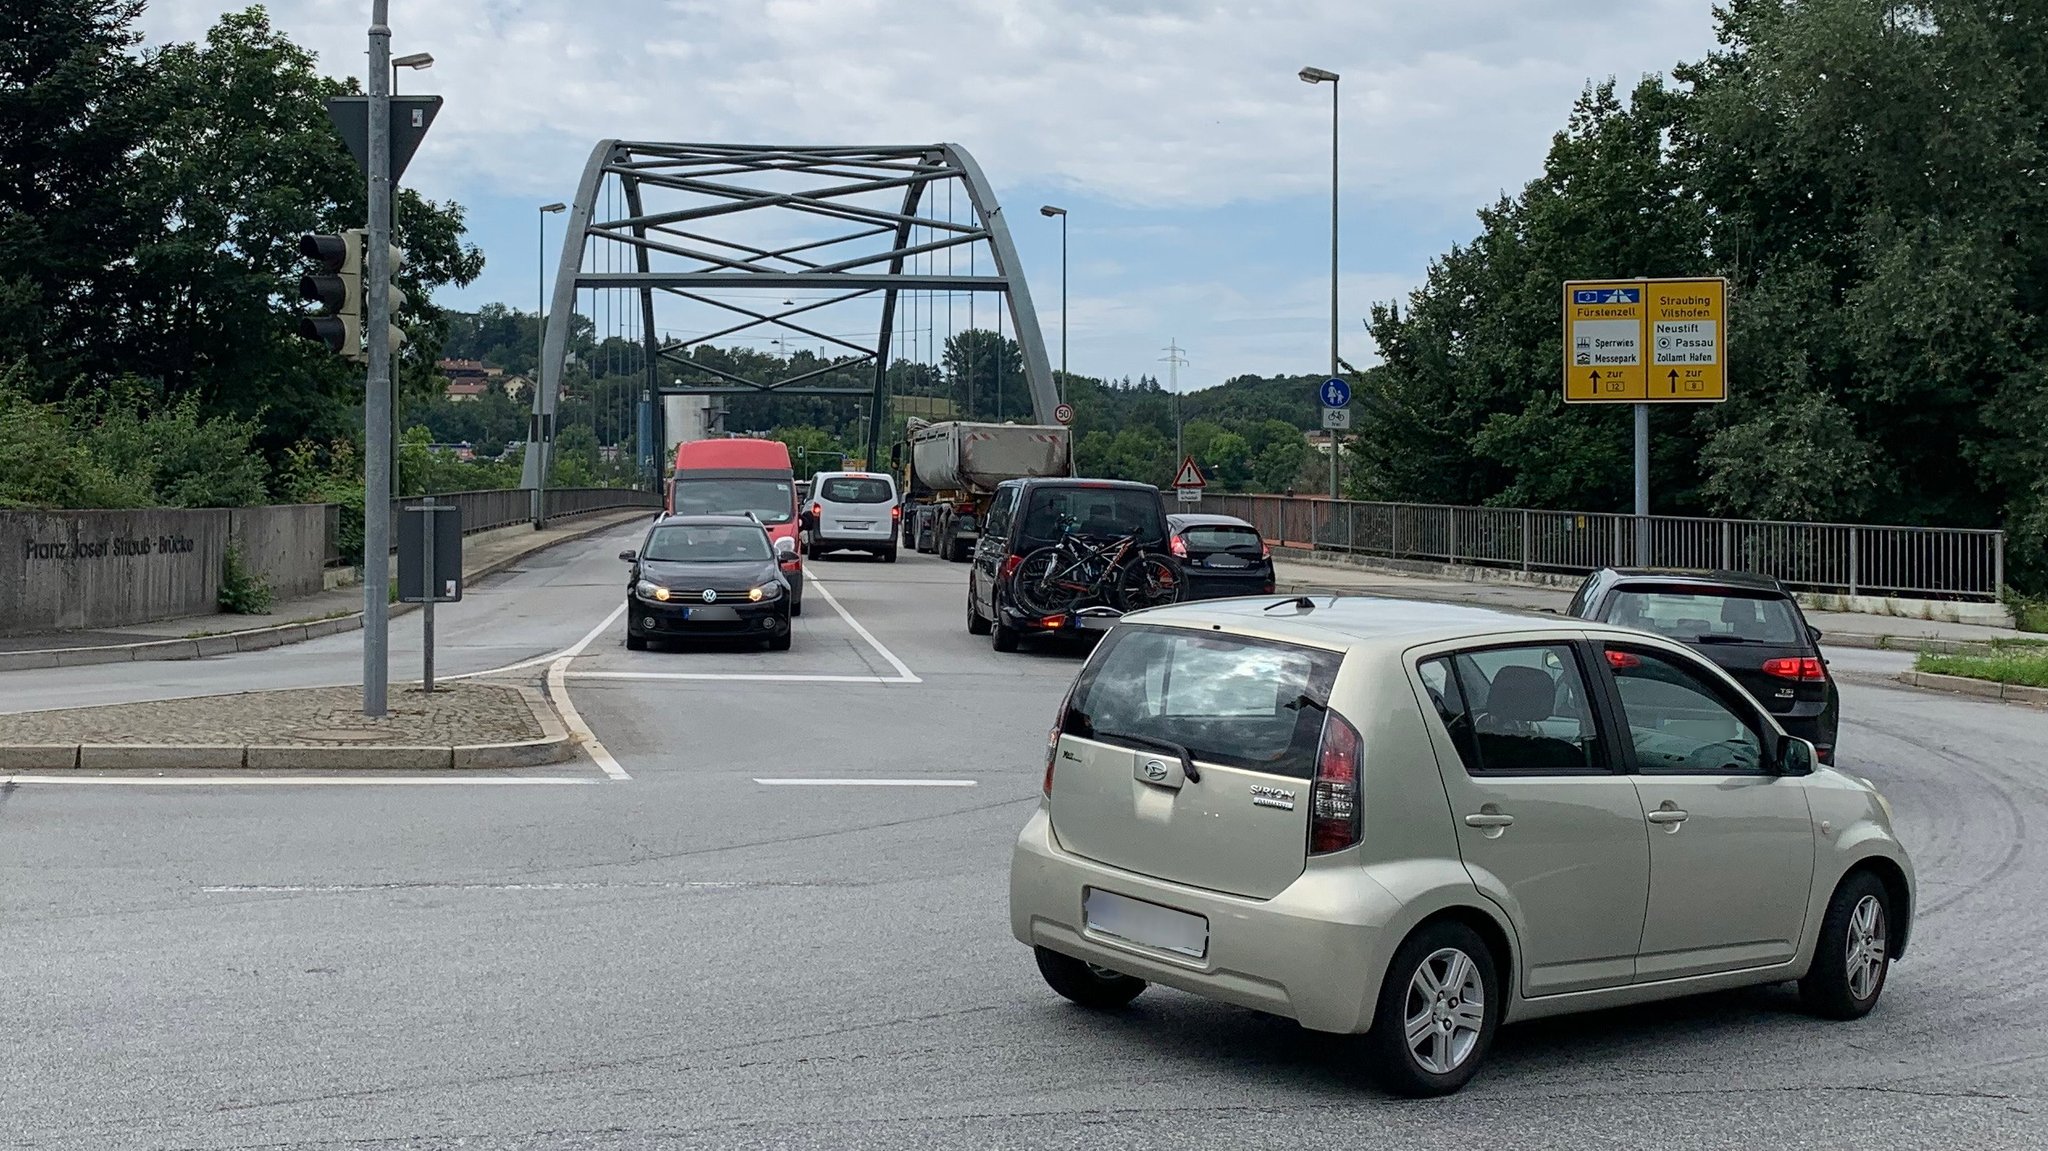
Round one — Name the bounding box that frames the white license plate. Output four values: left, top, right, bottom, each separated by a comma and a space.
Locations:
1205, 555, 1250, 568
1075, 614, 1117, 631
837, 521, 873, 530
1084, 889, 1208, 957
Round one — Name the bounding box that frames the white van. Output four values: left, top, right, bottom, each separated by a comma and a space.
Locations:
801, 471, 900, 561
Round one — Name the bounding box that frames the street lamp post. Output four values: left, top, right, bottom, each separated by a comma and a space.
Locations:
1039, 205, 1068, 392
1299, 65, 1340, 499
387, 53, 431, 501
534, 202, 567, 529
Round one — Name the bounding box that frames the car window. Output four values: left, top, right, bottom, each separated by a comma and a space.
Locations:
1065, 626, 1340, 779
983, 486, 1017, 539
642, 524, 772, 563
818, 476, 893, 504
670, 477, 795, 524
1605, 647, 1767, 774
1021, 487, 1166, 544
1566, 579, 1594, 618
1602, 587, 1801, 645
1420, 644, 1603, 775
1181, 525, 1263, 551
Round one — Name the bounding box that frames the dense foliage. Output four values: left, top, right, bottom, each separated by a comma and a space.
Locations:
1360, 0, 2048, 588
0, 1, 484, 506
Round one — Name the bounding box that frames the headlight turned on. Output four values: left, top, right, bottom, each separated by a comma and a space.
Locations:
750, 583, 782, 602
636, 580, 670, 602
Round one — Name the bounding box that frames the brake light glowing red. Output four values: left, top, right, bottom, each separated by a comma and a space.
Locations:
809, 503, 821, 519
1309, 711, 1363, 854
891, 505, 902, 521
1170, 534, 1188, 558
1606, 650, 1641, 669
1763, 657, 1826, 681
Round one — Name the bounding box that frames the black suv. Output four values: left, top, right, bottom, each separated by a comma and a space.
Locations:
967, 478, 1171, 652
1568, 568, 1840, 763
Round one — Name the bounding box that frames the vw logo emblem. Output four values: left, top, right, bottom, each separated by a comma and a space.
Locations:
701, 589, 717, 604
1142, 760, 1169, 781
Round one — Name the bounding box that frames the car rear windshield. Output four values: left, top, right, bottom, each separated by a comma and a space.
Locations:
1063, 626, 1341, 779
1181, 525, 1262, 552
671, 478, 794, 525
818, 476, 893, 504
1603, 586, 1802, 645
1020, 487, 1165, 543
643, 524, 772, 563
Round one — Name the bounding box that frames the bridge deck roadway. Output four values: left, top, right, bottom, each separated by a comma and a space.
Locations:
1, 533, 2043, 1149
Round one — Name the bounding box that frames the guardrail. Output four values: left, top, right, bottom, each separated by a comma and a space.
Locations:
387, 487, 661, 542
1198, 494, 2006, 602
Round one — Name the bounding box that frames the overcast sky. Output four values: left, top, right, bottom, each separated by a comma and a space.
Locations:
138, 1, 1724, 390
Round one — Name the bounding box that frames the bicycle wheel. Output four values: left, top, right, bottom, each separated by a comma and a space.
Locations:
1113, 554, 1184, 611
1013, 546, 1085, 616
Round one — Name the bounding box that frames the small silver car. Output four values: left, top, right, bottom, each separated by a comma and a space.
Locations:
1009, 596, 1913, 1096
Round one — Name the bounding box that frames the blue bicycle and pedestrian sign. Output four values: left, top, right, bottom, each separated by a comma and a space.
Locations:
1320, 377, 1351, 408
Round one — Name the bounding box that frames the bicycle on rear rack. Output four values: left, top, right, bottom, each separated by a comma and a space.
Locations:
1010, 521, 1183, 617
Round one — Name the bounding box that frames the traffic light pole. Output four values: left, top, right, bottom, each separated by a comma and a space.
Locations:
362, 0, 394, 717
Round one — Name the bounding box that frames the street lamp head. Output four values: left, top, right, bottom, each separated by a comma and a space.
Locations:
1039, 205, 1066, 217
393, 52, 435, 70
1298, 66, 1339, 84
539, 202, 567, 214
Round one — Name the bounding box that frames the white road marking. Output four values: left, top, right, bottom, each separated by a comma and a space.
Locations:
804, 571, 922, 683
548, 603, 630, 781
753, 778, 978, 787
565, 671, 904, 684
0, 775, 598, 787
201, 879, 813, 893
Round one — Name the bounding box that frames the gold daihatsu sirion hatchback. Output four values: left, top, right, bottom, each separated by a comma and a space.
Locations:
1009, 595, 1913, 1096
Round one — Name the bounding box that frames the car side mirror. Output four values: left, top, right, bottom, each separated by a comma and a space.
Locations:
774, 538, 797, 558
618, 550, 638, 563
1808, 625, 1823, 644
1776, 736, 1817, 777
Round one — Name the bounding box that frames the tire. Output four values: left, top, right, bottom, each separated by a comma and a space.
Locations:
1011, 547, 1082, 617
767, 629, 792, 652
1114, 554, 1185, 612
1800, 870, 1892, 1020
1033, 947, 1145, 1010
790, 595, 803, 618
882, 546, 898, 563
1364, 920, 1500, 1097
967, 578, 992, 635
991, 604, 1020, 653
625, 632, 648, 652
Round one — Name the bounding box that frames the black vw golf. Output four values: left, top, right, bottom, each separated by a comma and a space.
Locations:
1568, 567, 1841, 764
620, 515, 796, 651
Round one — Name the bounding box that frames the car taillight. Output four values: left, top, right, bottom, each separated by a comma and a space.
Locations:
1309, 711, 1362, 854
1045, 687, 1075, 796
1000, 554, 1023, 581
1261, 539, 1272, 559
1763, 657, 1826, 681
1606, 650, 1641, 669
891, 505, 902, 521
809, 503, 821, 519
1170, 534, 1188, 558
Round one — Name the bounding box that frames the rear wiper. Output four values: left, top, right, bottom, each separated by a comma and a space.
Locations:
1689, 635, 1757, 645
1110, 732, 1200, 783
1283, 692, 1328, 714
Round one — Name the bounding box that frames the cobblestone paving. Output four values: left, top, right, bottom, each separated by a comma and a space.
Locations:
0, 682, 545, 746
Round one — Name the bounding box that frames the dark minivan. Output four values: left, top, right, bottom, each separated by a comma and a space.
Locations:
1568, 568, 1841, 764
968, 478, 1172, 652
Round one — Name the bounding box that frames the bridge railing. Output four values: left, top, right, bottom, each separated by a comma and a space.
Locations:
1196, 494, 2006, 602
388, 487, 661, 542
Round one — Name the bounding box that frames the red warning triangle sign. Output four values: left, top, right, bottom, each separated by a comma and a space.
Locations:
1173, 456, 1206, 488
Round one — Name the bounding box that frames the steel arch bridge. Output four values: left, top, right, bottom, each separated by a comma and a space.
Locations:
519, 141, 1058, 490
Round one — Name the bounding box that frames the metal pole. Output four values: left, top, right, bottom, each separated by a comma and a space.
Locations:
1059, 213, 1068, 389
1633, 402, 1649, 564
421, 497, 436, 693
390, 62, 401, 504
362, 0, 393, 718
1328, 77, 1341, 500
533, 207, 547, 529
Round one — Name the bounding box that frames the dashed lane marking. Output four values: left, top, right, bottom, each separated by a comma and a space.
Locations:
753, 778, 978, 787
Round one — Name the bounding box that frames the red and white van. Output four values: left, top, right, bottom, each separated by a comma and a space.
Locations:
667, 438, 804, 614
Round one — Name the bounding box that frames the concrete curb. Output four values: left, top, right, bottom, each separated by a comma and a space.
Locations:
0, 509, 654, 674
0, 682, 576, 772
1894, 670, 2048, 707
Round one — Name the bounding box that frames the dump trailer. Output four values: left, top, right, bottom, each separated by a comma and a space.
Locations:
894, 419, 1072, 562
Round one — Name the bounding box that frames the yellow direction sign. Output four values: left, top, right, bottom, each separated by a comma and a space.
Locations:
1646, 278, 1726, 401
1563, 278, 1727, 404
1563, 281, 1646, 402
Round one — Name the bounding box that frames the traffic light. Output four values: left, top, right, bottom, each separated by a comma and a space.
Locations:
297, 229, 408, 361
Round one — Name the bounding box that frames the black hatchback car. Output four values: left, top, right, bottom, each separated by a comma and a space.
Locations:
968, 478, 1172, 652
620, 515, 796, 651
1568, 568, 1841, 763
1167, 513, 1276, 600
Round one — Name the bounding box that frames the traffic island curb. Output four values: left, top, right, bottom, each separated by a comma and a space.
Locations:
1895, 670, 2048, 707
0, 686, 575, 772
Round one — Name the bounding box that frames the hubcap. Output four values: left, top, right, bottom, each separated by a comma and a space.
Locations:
1845, 894, 1887, 1001
1403, 947, 1484, 1075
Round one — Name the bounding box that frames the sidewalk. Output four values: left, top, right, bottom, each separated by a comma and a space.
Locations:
1273, 555, 2030, 651
0, 508, 654, 671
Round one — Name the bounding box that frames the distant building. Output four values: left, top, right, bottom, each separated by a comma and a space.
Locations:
445, 379, 488, 402
500, 374, 532, 402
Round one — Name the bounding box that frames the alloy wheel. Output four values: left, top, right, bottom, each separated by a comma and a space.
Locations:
1403, 947, 1485, 1075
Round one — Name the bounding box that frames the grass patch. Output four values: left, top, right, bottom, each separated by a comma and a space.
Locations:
1917, 648, 2048, 688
